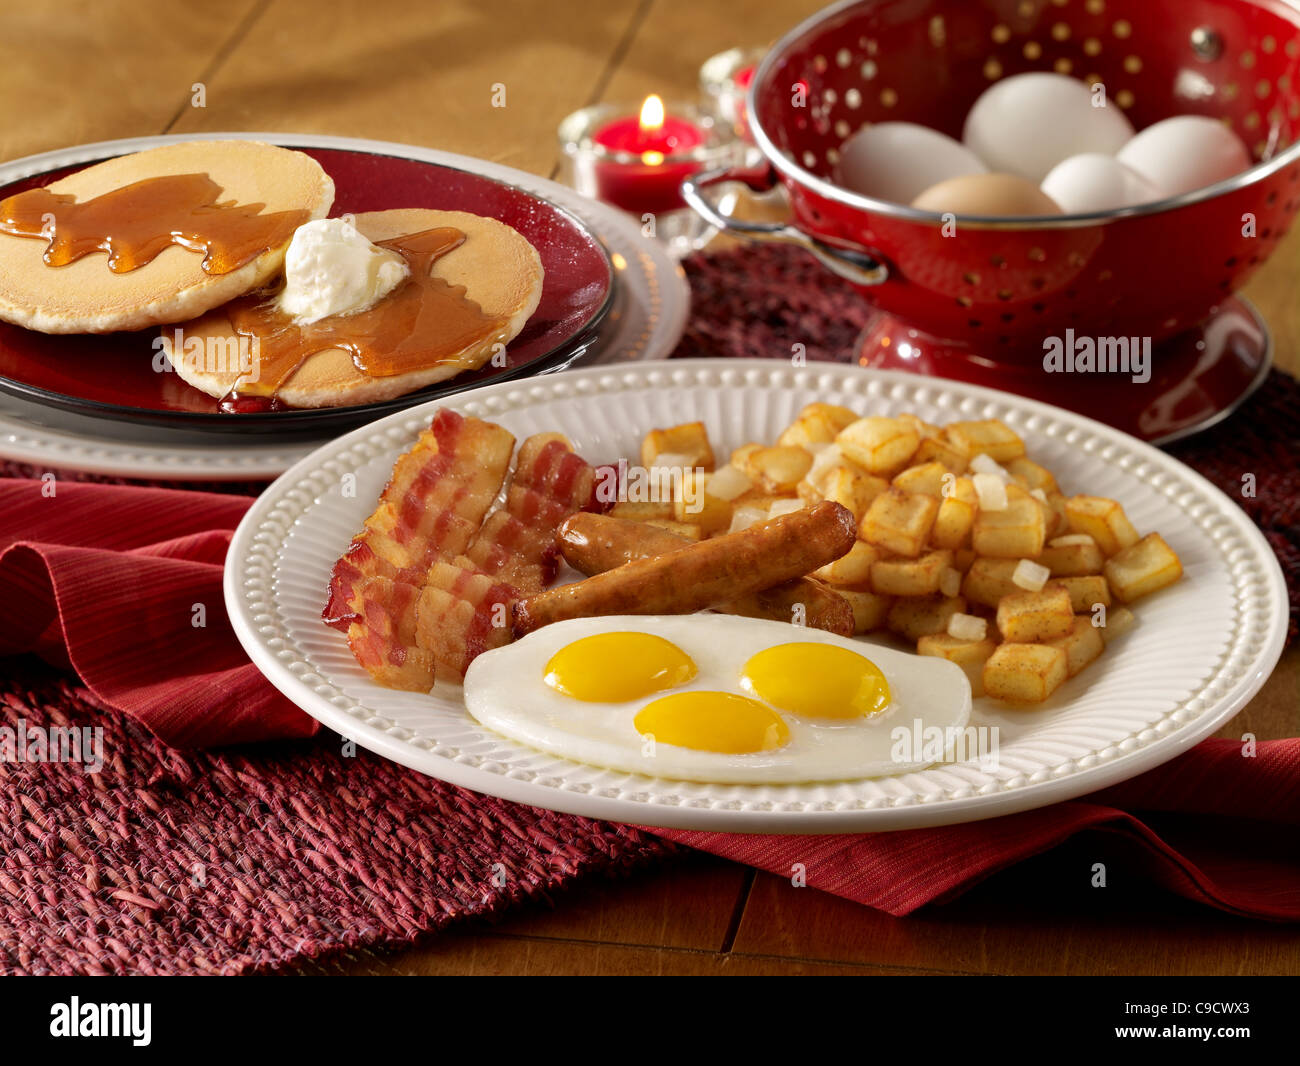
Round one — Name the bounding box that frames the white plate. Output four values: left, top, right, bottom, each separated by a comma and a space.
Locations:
0, 132, 688, 480
225, 361, 1288, 833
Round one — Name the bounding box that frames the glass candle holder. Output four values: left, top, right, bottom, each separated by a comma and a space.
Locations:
699, 45, 768, 145
558, 99, 739, 258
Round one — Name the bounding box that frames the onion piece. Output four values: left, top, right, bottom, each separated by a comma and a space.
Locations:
947, 613, 988, 641
973, 472, 1008, 511
1012, 558, 1051, 591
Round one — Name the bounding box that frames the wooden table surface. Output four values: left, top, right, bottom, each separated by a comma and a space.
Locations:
2, 0, 1295, 976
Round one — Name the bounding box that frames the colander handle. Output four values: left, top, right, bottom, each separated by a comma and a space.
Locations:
681, 164, 888, 287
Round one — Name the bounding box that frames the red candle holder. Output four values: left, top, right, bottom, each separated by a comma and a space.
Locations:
559, 97, 738, 257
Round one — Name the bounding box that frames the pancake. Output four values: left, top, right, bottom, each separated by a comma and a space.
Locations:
0, 140, 334, 334
164, 209, 545, 409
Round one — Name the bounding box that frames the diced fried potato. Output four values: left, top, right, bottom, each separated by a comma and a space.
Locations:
814, 539, 878, 587
1104, 532, 1183, 603
887, 594, 966, 642
917, 633, 997, 697
836, 417, 920, 474
943, 474, 979, 504
747, 445, 813, 493
777, 403, 859, 447
982, 642, 1069, 702
961, 557, 1023, 608
859, 488, 939, 558
913, 434, 970, 473
1046, 616, 1105, 678
932, 475, 978, 550
733, 491, 784, 512
730, 443, 761, 469
871, 549, 953, 596
1065, 495, 1140, 556
971, 484, 1046, 558
1005, 457, 1059, 495
897, 412, 941, 439
953, 548, 977, 572
1039, 533, 1104, 576
673, 469, 732, 534
943, 419, 1026, 463
641, 421, 714, 472
995, 583, 1074, 643
1044, 491, 1068, 539
1055, 575, 1111, 614
644, 519, 702, 541
820, 465, 889, 522
1098, 604, 1137, 645
609, 500, 674, 521
838, 588, 892, 633
891, 460, 949, 498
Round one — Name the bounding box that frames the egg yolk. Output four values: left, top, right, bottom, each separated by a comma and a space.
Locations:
740, 642, 891, 719
634, 691, 790, 754
544, 632, 697, 703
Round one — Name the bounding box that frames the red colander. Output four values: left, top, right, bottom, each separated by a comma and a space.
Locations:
682, 0, 1300, 441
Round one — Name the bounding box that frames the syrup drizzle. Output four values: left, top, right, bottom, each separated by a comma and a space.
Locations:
0, 172, 309, 275
222, 226, 509, 406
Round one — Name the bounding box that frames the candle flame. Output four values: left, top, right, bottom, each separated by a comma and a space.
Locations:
639, 94, 665, 133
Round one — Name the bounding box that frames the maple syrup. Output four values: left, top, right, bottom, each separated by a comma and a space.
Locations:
224, 227, 509, 403
0, 172, 308, 275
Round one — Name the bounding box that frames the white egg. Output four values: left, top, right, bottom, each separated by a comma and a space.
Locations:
835, 122, 988, 205
963, 73, 1135, 183
1040, 152, 1160, 213
462, 614, 973, 785
1116, 115, 1252, 198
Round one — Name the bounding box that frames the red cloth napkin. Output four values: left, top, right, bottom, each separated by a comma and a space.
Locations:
0, 479, 316, 747
1, 477, 1295, 919
652, 737, 1300, 919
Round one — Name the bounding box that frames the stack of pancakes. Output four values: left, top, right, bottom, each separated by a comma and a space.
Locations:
0, 140, 544, 408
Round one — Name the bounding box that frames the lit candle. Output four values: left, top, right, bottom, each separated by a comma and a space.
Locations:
558, 95, 736, 256
588, 95, 709, 216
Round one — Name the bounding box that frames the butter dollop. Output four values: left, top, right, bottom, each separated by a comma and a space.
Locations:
277, 217, 409, 325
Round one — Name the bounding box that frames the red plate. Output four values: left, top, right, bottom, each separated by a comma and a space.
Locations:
0, 147, 613, 433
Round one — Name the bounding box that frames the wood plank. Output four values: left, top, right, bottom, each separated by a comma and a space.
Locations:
291, 929, 941, 975
598, 0, 826, 105
493, 851, 748, 950
168, 0, 644, 177
734, 847, 1300, 976
1242, 224, 1300, 377
0, 0, 259, 162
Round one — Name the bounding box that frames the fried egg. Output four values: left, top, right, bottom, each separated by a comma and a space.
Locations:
462, 615, 972, 784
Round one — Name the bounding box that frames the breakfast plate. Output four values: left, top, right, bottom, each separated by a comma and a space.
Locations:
0, 133, 689, 477
224, 360, 1287, 832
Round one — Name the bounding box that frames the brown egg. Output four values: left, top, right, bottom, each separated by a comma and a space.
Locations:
910, 172, 1063, 216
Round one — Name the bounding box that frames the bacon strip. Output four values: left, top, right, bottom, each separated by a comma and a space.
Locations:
323, 409, 514, 630
460, 433, 600, 595
327, 421, 603, 688
415, 560, 519, 682
344, 575, 436, 691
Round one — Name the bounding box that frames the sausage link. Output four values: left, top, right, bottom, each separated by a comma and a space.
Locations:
557, 512, 853, 636
513, 501, 857, 636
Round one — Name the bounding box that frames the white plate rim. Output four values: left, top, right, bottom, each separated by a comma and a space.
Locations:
0, 132, 688, 479
224, 359, 1289, 833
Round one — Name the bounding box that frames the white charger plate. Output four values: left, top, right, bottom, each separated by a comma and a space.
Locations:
0, 132, 688, 480
225, 360, 1289, 832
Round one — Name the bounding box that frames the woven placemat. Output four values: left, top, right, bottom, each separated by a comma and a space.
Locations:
1, 242, 1296, 974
